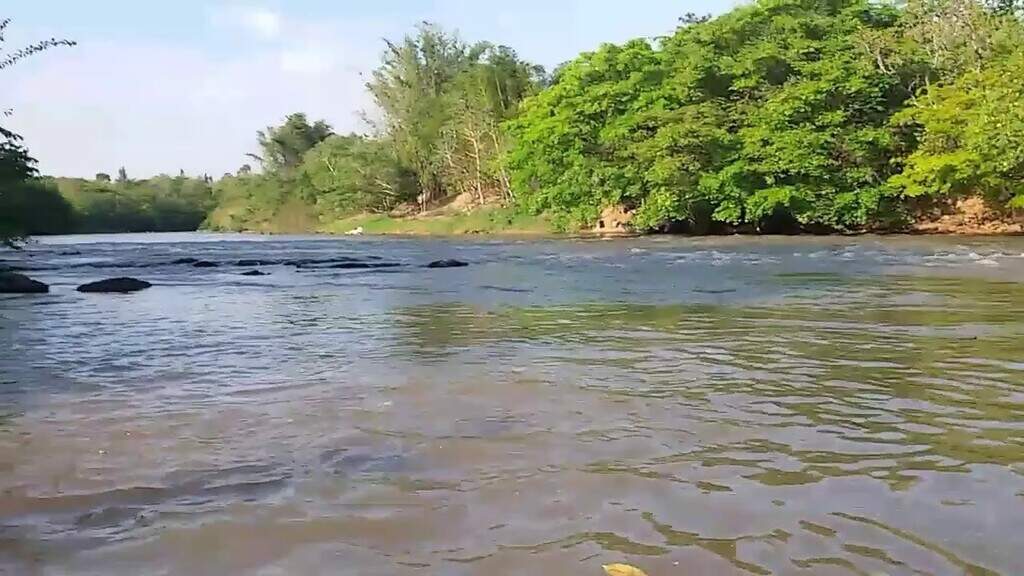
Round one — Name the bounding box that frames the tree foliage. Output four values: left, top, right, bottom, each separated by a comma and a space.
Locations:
1, 18, 75, 246
0, 140, 74, 242
251, 113, 334, 172
506, 0, 1024, 232
50, 175, 214, 233
300, 134, 416, 215
366, 23, 543, 207
893, 50, 1024, 207
209, 24, 544, 232
9, 4, 1024, 238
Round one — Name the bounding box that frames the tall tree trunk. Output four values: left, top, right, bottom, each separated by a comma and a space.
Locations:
467, 131, 484, 205
489, 129, 514, 203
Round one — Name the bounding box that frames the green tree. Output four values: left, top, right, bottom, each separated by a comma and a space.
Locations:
203, 3, 1024, 235
506, 39, 666, 228
438, 44, 542, 204
251, 113, 333, 172
892, 49, 1024, 208
1, 18, 75, 246
367, 24, 542, 209
300, 134, 416, 215
367, 23, 473, 206
48, 174, 214, 233
507, 0, 919, 232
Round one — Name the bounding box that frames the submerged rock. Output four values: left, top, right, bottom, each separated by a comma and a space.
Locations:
0, 272, 49, 294
286, 256, 362, 267
324, 262, 402, 270
77, 277, 152, 293
241, 270, 268, 276
192, 261, 218, 268
426, 259, 469, 269
172, 257, 199, 265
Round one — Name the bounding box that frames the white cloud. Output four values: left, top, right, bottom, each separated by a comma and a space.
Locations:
279, 47, 333, 76
242, 8, 282, 39
208, 5, 283, 40
5, 35, 375, 177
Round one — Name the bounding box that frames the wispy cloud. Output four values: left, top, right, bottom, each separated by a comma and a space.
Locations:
241, 7, 282, 39
5, 34, 374, 177
279, 47, 333, 75
208, 4, 283, 40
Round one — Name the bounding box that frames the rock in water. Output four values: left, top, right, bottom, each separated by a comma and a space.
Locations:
77, 277, 152, 293
241, 270, 268, 276
0, 272, 49, 294
426, 259, 469, 268
325, 262, 402, 269
193, 261, 218, 268
171, 257, 199, 265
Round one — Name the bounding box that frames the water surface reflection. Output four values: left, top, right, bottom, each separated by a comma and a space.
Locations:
1, 234, 1022, 575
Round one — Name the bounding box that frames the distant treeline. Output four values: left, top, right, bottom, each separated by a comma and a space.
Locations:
52, 173, 214, 233
1, 172, 214, 236
4, 0, 1024, 243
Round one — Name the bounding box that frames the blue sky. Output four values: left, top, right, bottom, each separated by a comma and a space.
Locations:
4, 1, 735, 177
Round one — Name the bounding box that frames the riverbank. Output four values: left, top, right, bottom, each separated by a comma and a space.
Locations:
206, 203, 1022, 239
56, 191, 1017, 239
908, 197, 1024, 236
201, 204, 561, 237
12, 205, 1022, 243
321, 207, 557, 236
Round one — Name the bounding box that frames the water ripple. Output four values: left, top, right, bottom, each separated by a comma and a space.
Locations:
1, 233, 1023, 574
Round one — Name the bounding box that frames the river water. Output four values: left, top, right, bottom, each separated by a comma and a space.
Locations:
1, 233, 1023, 576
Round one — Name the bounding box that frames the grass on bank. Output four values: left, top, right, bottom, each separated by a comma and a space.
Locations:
319, 206, 556, 236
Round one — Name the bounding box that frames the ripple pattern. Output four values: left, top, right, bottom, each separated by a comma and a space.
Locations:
1, 233, 1023, 575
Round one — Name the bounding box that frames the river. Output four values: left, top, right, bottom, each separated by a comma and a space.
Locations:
1, 232, 1023, 575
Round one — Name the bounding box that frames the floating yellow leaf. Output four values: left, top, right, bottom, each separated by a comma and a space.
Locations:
603, 563, 649, 576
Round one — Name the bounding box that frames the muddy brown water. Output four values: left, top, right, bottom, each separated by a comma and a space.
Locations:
1, 233, 1023, 575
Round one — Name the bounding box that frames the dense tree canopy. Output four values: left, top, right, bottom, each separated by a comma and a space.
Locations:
0, 140, 74, 241
366, 23, 543, 207
506, 0, 1024, 232
251, 113, 334, 173
6, 2, 1024, 238
300, 134, 416, 215
48, 174, 214, 233
891, 5, 1024, 209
